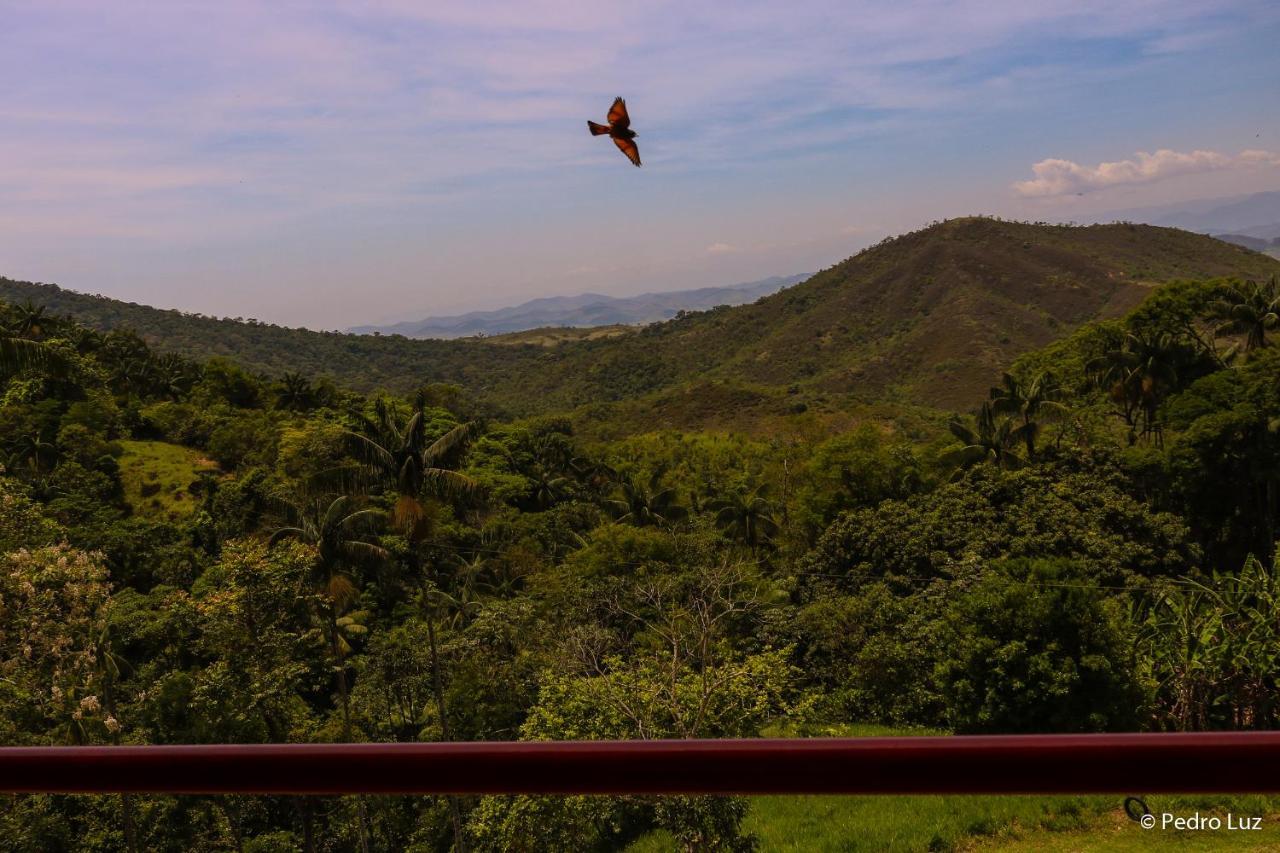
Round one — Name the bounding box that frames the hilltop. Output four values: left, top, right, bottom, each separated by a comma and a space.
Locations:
348, 274, 808, 338
471, 218, 1280, 416
4, 218, 1278, 425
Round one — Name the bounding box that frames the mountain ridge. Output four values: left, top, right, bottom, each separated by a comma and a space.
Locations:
348, 274, 809, 338
4, 218, 1278, 427
1094, 190, 1280, 240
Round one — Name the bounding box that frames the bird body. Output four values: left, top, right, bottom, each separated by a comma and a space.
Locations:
588, 97, 641, 166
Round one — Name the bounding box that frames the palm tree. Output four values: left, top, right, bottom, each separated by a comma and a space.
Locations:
276, 371, 316, 411
342, 404, 482, 852
6, 431, 58, 474
1087, 329, 1186, 444
607, 470, 687, 528
943, 402, 1026, 473
7, 301, 57, 340
989, 371, 1066, 458
271, 495, 384, 853
66, 325, 103, 356
529, 464, 570, 509
153, 354, 198, 401
1208, 277, 1279, 356
452, 551, 498, 597
344, 400, 479, 538
270, 496, 387, 740
530, 431, 574, 472
0, 303, 68, 375
709, 482, 780, 550
571, 456, 616, 498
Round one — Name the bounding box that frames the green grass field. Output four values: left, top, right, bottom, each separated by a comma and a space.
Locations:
630, 790, 1280, 852
117, 439, 218, 520
626, 725, 1280, 852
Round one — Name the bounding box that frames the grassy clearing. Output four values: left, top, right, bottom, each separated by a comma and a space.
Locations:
117, 439, 218, 520
488, 324, 636, 347
631, 791, 1280, 852
626, 725, 1280, 852
973, 797, 1280, 851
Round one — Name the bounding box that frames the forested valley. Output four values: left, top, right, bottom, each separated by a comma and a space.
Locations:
3, 225, 1280, 850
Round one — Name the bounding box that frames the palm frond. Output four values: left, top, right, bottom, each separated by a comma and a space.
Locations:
422, 422, 477, 467
421, 468, 480, 501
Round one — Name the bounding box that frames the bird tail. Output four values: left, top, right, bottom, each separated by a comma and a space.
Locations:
587, 120, 611, 136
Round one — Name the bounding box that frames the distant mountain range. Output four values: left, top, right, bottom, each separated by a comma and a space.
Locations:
1213, 233, 1280, 253
348, 274, 810, 338
1097, 190, 1280, 244
7, 220, 1278, 426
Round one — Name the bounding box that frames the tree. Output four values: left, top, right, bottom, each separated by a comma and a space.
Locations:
607, 470, 687, 528
1088, 329, 1192, 445
0, 545, 118, 744
943, 402, 1025, 473
791, 427, 926, 542
802, 463, 1198, 591
342, 403, 479, 853
988, 371, 1066, 458
6, 301, 57, 340
192, 539, 328, 850
0, 301, 68, 375
709, 482, 779, 550
1141, 554, 1280, 731
269, 499, 382, 853
1207, 276, 1279, 356
270, 495, 386, 742
345, 400, 478, 537
276, 371, 316, 411
152, 353, 200, 401
470, 559, 792, 852
415, 583, 479, 853
5, 430, 58, 474
0, 335, 61, 376
937, 559, 1143, 733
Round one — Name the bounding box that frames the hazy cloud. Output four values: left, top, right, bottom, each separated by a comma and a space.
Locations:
1014, 148, 1280, 197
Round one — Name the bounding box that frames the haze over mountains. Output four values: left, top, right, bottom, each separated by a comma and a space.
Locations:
349, 274, 810, 339
1096, 190, 1280, 246
350, 190, 1280, 342
4, 219, 1279, 429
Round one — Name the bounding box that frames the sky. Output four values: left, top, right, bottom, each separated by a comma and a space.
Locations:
2, 1, 1279, 330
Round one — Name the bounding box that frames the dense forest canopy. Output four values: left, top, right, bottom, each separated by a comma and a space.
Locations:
3, 225, 1280, 849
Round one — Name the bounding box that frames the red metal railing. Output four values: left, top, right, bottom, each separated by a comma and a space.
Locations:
2, 733, 1279, 795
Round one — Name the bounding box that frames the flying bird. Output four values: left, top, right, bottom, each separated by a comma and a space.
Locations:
588, 97, 641, 167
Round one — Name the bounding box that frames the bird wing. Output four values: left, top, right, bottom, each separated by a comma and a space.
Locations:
613, 136, 641, 167
607, 97, 630, 130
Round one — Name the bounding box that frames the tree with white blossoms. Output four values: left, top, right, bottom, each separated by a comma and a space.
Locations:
0, 544, 119, 745
0, 543, 142, 851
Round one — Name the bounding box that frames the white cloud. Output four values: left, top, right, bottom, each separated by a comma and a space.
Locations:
705, 242, 738, 254
1014, 148, 1280, 197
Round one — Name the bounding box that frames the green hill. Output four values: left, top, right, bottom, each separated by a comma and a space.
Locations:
504, 218, 1280, 415
4, 218, 1277, 422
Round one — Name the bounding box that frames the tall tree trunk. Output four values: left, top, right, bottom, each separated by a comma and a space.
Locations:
428, 615, 468, 853
292, 798, 316, 853
329, 605, 371, 853
102, 678, 140, 853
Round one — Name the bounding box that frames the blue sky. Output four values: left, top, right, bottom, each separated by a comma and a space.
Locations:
1, 1, 1278, 328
